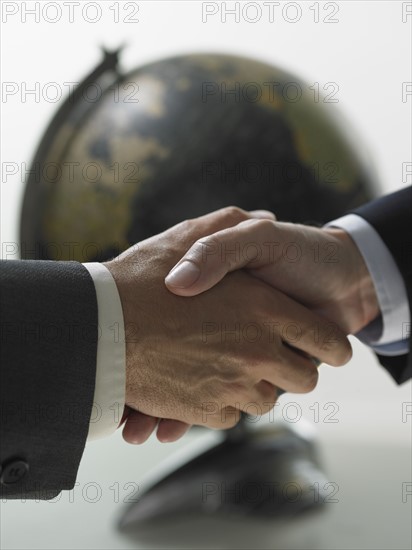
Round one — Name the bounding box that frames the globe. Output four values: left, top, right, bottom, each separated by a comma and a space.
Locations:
20, 50, 377, 262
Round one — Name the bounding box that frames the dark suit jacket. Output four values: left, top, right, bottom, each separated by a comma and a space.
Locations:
0, 261, 97, 499
352, 186, 412, 384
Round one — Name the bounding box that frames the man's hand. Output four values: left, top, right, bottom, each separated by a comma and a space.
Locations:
165, 218, 380, 335
104, 208, 352, 444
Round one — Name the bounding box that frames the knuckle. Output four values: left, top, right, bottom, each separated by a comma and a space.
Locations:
248, 217, 276, 233
221, 378, 249, 400
205, 409, 240, 430
215, 361, 248, 385
221, 205, 248, 223
240, 352, 272, 381
222, 407, 242, 428
197, 235, 220, 261
174, 218, 193, 237
258, 400, 277, 417
179, 218, 191, 230
202, 415, 221, 429
257, 380, 277, 403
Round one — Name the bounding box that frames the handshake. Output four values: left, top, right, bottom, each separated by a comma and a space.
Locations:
103, 207, 379, 445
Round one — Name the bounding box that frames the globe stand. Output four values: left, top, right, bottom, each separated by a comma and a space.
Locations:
118, 415, 329, 529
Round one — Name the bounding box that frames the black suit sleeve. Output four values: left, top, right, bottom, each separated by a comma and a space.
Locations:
351, 187, 412, 384
0, 260, 98, 499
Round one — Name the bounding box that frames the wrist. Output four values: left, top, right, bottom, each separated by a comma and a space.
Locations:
324, 228, 380, 333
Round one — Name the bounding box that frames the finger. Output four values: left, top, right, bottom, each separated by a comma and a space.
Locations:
221, 406, 242, 428
258, 344, 320, 394
243, 380, 279, 416
204, 406, 242, 430
118, 405, 131, 428
165, 218, 277, 295
283, 342, 321, 368
214, 380, 278, 418
187, 206, 275, 231
122, 410, 158, 444
249, 210, 276, 220
156, 419, 191, 442
264, 291, 352, 367
177, 206, 277, 245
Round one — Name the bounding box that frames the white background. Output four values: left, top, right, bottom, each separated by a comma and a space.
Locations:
1, 1, 411, 549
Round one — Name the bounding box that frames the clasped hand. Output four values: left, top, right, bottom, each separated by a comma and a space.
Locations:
104, 207, 376, 444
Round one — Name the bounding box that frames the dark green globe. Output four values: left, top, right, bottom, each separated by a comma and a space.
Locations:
21, 51, 377, 261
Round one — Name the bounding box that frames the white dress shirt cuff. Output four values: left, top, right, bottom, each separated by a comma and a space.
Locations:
82, 262, 126, 440
326, 214, 410, 352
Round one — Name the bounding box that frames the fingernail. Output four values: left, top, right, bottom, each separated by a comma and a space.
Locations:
165, 260, 200, 288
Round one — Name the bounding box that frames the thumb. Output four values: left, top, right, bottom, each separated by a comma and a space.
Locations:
165, 211, 277, 296
164, 222, 273, 297
164, 236, 232, 296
